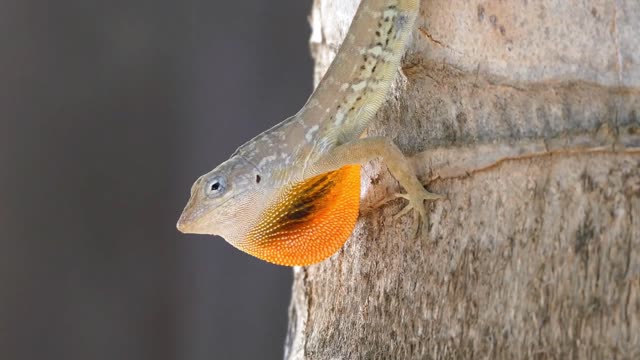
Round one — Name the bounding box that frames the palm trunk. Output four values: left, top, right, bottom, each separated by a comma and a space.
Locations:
285, 1, 640, 358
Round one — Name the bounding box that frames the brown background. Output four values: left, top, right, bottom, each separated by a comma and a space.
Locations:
1, 1, 311, 359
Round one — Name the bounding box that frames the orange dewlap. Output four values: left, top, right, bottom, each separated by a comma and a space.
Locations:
239, 165, 361, 266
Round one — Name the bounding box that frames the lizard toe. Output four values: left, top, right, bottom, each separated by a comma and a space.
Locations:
392, 187, 444, 229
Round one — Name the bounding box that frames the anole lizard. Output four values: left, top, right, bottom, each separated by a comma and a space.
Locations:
177, 0, 443, 266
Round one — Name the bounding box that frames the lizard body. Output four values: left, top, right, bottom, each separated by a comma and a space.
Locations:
177, 0, 442, 266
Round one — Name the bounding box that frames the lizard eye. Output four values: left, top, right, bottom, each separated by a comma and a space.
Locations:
205, 176, 226, 197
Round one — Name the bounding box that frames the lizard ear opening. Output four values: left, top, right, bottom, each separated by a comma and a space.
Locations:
240, 165, 361, 266
256, 174, 261, 184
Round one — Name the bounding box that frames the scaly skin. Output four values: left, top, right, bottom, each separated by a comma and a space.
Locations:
177, 0, 443, 266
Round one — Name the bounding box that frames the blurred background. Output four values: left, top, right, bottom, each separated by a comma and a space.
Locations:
1, 1, 312, 359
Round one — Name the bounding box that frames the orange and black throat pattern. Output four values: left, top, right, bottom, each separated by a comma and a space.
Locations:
238, 165, 361, 266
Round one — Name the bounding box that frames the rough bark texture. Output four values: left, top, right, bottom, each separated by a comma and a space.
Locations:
286, 1, 640, 359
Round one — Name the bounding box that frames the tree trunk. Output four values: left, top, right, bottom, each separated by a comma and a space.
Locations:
285, 1, 640, 359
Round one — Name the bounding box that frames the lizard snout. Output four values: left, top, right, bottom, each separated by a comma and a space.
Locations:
176, 210, 195, 233
176, 200, 203, 234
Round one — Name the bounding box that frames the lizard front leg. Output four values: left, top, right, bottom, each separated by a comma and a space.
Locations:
308, 137, 445, 224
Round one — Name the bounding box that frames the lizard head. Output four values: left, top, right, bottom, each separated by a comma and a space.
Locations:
178, 155, 363, 266
176, 155, 265, 241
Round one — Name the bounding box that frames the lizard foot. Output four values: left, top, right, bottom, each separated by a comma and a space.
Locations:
375, 187, 445, 235
395, 189, 444, 236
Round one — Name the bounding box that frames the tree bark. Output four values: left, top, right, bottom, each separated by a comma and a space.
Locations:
286, 1, 640, 359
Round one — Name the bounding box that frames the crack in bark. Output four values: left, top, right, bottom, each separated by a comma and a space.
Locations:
611, 0, 624, 85
411, 124, 640, 184
418, 26, 461, 55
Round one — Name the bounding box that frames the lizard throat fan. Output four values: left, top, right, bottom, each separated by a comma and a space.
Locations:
237, 165, 361, 266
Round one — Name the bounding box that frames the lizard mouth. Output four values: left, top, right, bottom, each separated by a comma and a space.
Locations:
176, 203, 202, 234
176, 207, 203, 234
176, 189, 249, 235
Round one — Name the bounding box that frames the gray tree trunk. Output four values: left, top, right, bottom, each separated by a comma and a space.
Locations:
285, 1, 640, 359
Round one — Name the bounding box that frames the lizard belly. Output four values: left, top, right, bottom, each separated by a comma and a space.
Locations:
239, 165, 361, 266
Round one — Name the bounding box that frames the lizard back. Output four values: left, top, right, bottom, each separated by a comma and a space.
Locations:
233, 0, 419, 181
